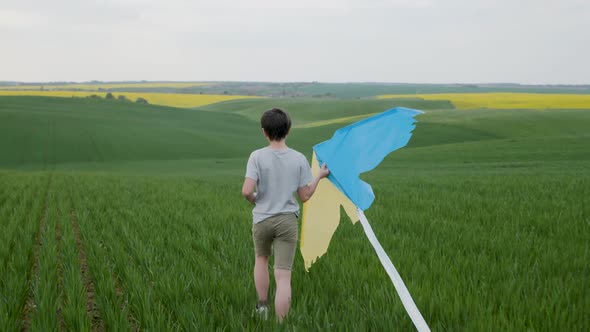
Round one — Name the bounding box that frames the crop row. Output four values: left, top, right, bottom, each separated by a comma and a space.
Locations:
0, 173, 98, 330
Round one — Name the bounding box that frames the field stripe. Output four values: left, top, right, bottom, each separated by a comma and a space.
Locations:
376, 93, 590, 110
294, 112, 379, 129
0, 91, 262, 108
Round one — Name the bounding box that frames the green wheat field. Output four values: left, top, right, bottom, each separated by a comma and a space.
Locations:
0, 90, 588, 331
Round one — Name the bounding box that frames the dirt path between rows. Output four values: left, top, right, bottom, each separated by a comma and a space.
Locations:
70, 208, 104, 332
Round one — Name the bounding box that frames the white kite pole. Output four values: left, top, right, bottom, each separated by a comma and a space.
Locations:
357, 208, 431, 332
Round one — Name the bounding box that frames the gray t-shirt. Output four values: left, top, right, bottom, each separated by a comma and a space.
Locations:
245, 147, 313, 224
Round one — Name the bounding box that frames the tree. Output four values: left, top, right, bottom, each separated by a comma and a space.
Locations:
105, 92, 114, 99
135, 97, 148, 104
117, 95, 128, 102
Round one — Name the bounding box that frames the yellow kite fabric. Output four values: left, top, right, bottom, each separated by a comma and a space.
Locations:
300, 152, 359, 270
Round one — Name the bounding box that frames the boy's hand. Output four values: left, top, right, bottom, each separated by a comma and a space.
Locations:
242, 177, 257, 204
319, 163, 330, 179
298, 163, 329, 202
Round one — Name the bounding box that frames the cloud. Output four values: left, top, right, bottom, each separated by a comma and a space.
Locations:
0, 9, 47, 27
0, 0, 588, 83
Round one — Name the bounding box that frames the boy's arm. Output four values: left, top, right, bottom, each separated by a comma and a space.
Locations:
297, 163, 329, 203
242, 177, 257, 204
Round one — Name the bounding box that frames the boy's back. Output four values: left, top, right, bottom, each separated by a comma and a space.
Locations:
246, 147, 312, 224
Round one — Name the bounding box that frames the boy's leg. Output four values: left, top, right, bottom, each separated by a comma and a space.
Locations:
252, 220, 273, 306
272, 214, 298, 322
254, 255, 269, 304
274, 268, 292, 321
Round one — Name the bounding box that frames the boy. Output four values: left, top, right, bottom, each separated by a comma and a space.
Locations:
242, 108, 329, 322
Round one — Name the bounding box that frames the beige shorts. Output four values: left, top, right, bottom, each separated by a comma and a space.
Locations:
252, 213, 298, 270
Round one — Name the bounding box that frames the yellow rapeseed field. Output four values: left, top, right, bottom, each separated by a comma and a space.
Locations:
376, 93, 590, 110
0, 82, 210, 91
0, 91, 261, 108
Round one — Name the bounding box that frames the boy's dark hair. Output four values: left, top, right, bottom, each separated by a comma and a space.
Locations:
261, 108, 291, 141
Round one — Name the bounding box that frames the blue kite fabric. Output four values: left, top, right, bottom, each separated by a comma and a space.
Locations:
313, 107, 423, 211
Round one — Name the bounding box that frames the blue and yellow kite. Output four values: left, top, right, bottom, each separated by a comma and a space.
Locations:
301, 107, 430, 332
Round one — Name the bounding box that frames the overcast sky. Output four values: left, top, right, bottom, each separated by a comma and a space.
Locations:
0, 0, 588, 84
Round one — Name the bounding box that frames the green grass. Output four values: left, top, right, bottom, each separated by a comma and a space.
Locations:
0, 96, 588, 330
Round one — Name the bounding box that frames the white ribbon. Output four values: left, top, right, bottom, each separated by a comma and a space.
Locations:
357, 208, 430, 332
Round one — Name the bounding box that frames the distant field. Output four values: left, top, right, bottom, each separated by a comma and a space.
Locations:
0, 82, 210, 91
6, 82, 590, 98
377, 92, 590, 109
0, 96, 588, 330
200, 97, 453, 127
0, 91, 261, 108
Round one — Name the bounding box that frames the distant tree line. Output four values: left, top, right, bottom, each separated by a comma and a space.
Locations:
87, 93, 148, 104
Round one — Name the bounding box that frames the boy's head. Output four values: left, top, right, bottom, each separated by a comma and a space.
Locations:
261, 108, 291, 141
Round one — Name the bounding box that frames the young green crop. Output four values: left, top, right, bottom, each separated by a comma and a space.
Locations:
29, 184, 60, 330
0, 95, 588, 330
0, 174, 46, 330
